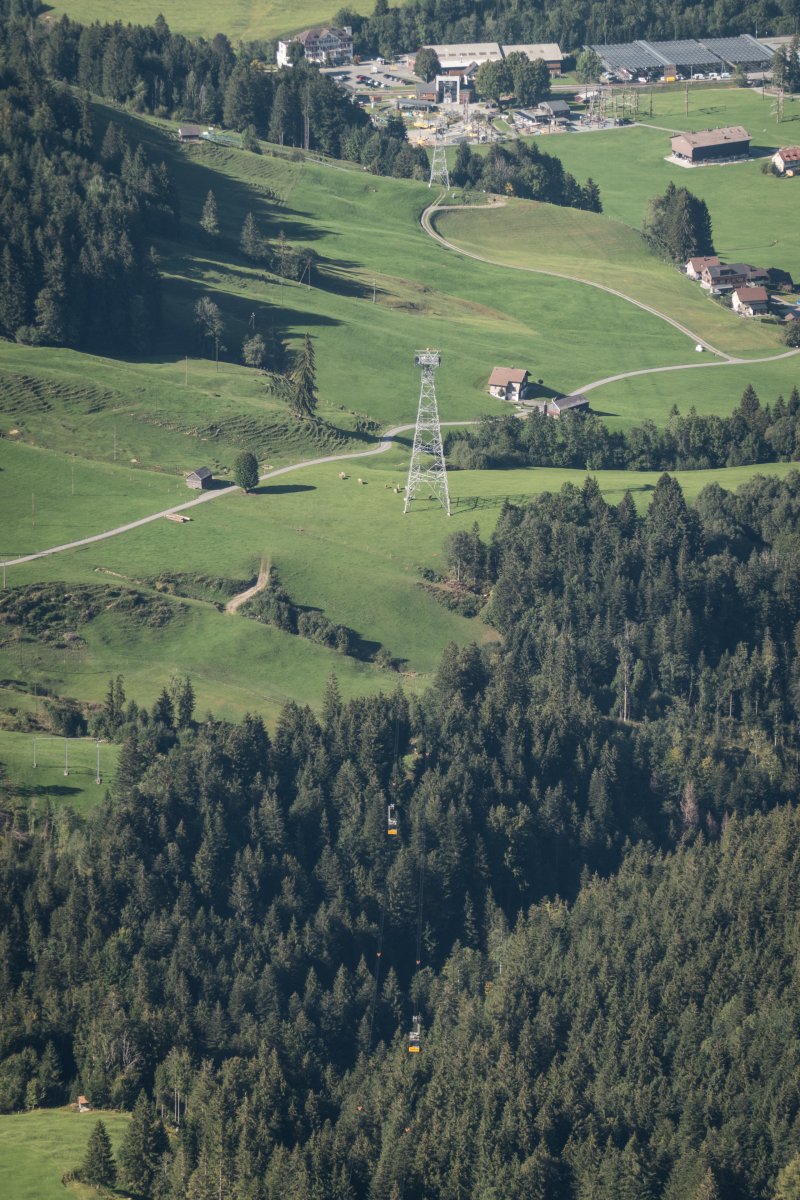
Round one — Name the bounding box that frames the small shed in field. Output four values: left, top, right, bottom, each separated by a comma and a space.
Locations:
186, 466, 213, 489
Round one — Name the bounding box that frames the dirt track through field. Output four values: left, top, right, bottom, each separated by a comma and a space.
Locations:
226, 557, 269, 614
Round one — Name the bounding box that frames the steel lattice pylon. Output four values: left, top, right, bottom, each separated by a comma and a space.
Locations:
404, 351, 451, 516
429, 145, 450, 189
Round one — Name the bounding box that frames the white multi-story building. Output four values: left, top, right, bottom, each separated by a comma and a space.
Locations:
276, 26, 353, 68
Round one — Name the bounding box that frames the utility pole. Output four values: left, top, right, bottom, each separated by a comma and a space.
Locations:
404, 350, 451, 516
429, 141, 450, 188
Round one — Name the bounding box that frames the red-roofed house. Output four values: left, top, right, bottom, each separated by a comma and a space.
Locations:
487, 367, 529, 401
732, 286, 769, 316
685, 255, 720, 279
772, 146, 800, 175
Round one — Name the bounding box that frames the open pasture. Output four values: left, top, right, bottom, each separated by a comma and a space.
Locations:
41, 0, 374, 44
2, 95, 799, 736
0, 729, 120, 817
540, 88, 800, 281
3, 442, 796, 732
0, 1107, 130, 1200
432, 200, 782, 358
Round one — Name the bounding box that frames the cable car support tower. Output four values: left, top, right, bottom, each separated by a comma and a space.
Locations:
404, 350, 451, 516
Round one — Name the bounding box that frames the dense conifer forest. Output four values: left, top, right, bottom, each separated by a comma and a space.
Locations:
446, 384, 800, 471
0, 23, 170, 351
345, 0, 800, 59
2, 473, 800, 1197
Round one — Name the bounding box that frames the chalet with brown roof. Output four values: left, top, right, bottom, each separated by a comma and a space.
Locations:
685, 255, 720, 279
700, 262, 767, 293
772, 146, 800, 175
488, 367, 529, 401
732, 286, 769, 316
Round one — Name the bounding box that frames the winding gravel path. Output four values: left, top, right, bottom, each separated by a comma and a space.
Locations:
4, 200, 797, 571
420, 195, 799, 395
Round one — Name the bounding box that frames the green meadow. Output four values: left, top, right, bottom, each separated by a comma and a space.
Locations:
2, 89, 799, 753
0, 729, 120, 817
538, 88, 800, 280
0, 1107, 130, 1200
42, 0, 371, 43
433, 200, 783, 358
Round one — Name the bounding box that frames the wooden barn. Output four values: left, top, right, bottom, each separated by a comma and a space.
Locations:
186, 466, 213, 489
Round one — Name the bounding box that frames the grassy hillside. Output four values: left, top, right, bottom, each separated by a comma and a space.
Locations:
0, 1108, 130, 1200
432, 199, 782, 358
538, 88, 800, 281
2, 96, 798, 738
0, 729, 120, 816
41, 0, 370, 44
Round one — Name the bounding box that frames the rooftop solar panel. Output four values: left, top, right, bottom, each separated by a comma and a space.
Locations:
700, 36, 773, 64
644, 40, 725, 67
590, 42, 664, 72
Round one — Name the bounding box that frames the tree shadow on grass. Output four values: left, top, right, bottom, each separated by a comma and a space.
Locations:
324, 425, 382, 445
200, 478, 235, 491
253, 483, 316, 495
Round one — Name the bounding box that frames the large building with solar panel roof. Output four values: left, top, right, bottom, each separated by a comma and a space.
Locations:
590, 42, 665, 77
591, 34, 773, 78
646, 41, 725, 73
698, 36, 773, 70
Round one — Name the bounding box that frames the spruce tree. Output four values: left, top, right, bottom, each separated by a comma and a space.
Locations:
239, 212, 263, 261
288, 334, 318, 419
82, 1119, 117, 1187
269, 83, 291, 147
200, 189, 219, 236
118, 1091, 168, 1195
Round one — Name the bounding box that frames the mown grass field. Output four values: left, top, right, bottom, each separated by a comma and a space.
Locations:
537, 88, 800, 282
432, 200, 783, 358
42, 0, 372, 43
0, 1107, 130, 1200
0, 729, 120, 816
2, 91, 798, 743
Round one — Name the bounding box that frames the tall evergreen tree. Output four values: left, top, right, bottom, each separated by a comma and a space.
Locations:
288, 334, 318, 419
118, 1091, 168, 1195
199, 189, 219, 236
82, 1120, 117, 1186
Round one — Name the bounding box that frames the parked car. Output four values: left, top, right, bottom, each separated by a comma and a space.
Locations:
692, 72, 705, 80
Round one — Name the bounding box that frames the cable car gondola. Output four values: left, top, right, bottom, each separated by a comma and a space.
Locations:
387, 803, 398, 836
408, 1014, 421, 1053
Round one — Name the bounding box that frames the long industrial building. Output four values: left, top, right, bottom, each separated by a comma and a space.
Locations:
590, 34, 772, 78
